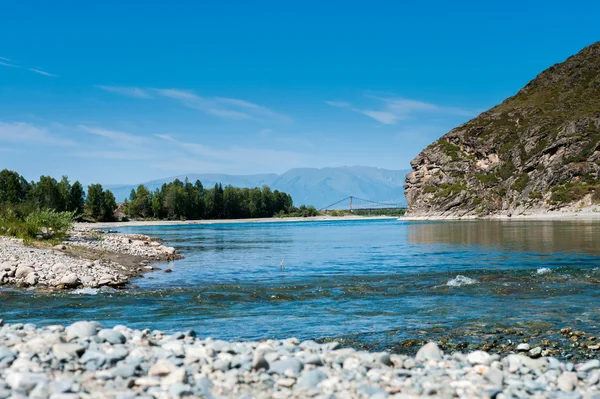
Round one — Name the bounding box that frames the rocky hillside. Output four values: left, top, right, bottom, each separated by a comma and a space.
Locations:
405, 42, 600, 218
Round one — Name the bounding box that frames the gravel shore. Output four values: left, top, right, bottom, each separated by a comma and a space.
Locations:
0, 320, 598, 399
0, 228, 180, 290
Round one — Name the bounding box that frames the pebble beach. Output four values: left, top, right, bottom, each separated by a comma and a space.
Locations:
0, 320, 599, 399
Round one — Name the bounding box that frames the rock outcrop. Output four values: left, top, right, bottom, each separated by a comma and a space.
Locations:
405, 42, 600, 218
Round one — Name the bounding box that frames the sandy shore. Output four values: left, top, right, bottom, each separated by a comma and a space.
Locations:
78, 215, 397, 229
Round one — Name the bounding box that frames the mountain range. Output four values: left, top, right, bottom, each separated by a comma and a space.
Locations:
108, 166, 410, 209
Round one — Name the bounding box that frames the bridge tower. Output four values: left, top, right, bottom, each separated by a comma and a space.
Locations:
349, 196, 353, 211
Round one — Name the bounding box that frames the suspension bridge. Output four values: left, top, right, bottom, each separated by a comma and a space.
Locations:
318, 196, 406, 213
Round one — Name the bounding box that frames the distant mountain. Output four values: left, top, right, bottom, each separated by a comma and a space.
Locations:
108, 166, 410, 209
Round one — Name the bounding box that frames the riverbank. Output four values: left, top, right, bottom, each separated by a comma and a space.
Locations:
0, 228, 180, 290
403, 205, 600, 221
80, 215, 397, 229
0, 321, 598, 398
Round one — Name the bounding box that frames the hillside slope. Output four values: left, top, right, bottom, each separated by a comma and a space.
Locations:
405, 42, 600, 218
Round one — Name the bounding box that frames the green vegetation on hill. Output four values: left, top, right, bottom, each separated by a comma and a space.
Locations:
405, 41, 600, 216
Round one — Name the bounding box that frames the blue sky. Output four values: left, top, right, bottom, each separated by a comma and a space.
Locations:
1, 0, 599, 185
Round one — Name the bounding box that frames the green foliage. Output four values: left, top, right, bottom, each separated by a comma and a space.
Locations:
474, 173, 499, 187
351, 209, 406, 217
329, 210, 345, 217
276, 205, 319, 218
0, 169, 309, 223
0, 209, 75, 240
0, 170, 29, 204
434, 182, 467, 198
423, 185, 439, 194
125, 179, 297, 221
550, 182, 600, 205
511, 173, 529, 192
528, 191, 543, 199
128, 185, 153, 218
437, 139, 462, 161
24, 209, 76, 239
497, 161, 516, 181
85, 184, 117, 222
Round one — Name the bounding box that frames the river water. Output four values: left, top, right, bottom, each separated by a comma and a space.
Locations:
2, 219, 600, 352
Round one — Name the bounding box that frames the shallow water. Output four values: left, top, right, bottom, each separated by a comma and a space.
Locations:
2, 219, 600, 350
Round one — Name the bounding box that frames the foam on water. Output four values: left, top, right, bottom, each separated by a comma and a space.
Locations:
537, 267, 552, 275
446, 275, 477, 287
72, 287, 100, 295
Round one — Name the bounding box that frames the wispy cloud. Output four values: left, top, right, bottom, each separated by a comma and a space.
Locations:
95, 85, 153, 99
99, 86, 290, 122
0, 121, 76, 146
155, 133, 303, 168
324, 100, 351, 108
0, 57, 56, 77
326, 95, 475, 125
0, 61, 19, 68
28, 68, 57, 77
79, 125, 146, 145
71, 150, 151, 160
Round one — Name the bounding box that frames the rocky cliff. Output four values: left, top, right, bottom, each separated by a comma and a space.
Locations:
405, 42, 600, 218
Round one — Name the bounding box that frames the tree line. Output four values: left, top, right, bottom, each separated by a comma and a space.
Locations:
123, 178, 318, 220
0, 169, 117, 221
0, 169, 317, 222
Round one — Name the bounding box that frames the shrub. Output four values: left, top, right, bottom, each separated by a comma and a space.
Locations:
0, 209, 75, 240
511, 173, 529, 192
24, 209, 76, 239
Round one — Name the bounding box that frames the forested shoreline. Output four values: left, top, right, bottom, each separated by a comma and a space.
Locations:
0, 169, 317, 224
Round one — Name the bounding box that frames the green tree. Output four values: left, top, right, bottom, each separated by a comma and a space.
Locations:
31, 176, 63, 210
86, 184, 105, 220
68, 181, 85, 214
57, 176, 71, 212
102, 190, 117, 221
0, 169, 28, 205
128, 185, 152, 218
152, 189, 166, 219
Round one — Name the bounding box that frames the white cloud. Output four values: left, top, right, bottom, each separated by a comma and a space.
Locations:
358, 110, 400, 125
326, 95, 475, 125
100, 86, 290, 122
0, 121, 76, 146
79, 125, 146, 145
96, 85, 153, 99
28, 68, 56, 77
0, 58, 57, 77
71, 151, 150, 160
0, 61, 19, 68
155, 134, 304, 168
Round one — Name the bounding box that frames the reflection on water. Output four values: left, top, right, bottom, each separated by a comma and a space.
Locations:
407, 220, 600, 255
1, 219, 600, 350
